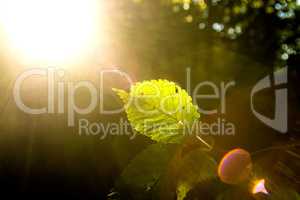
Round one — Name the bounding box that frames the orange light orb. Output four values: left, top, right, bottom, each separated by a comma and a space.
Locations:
218, 148, 252, 184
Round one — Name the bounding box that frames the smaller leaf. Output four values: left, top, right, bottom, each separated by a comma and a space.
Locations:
177, 182, 191, 200
176, 149, 217, 200
116, 144, 177, 199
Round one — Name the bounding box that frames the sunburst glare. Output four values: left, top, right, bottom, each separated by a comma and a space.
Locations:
0, 0, 103, 66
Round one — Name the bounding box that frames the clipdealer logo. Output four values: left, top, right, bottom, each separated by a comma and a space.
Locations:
12, 67, 288, 136
12, 68, 134, 126
250, 67, 288, 133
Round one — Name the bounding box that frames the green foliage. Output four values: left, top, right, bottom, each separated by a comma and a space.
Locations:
113, 79, 200, 143
113, 78, 300, 199
115, 143, 177, 199
176, 149, 217, 200
114, 143, 217, 200
154, 0, 300, 68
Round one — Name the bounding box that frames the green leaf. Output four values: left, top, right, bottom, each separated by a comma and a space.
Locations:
177, 182, 192, 200
113, 79, 200, 143
116, 143, 177, 199
176, 149, 217, 200
112, 88, 129, 103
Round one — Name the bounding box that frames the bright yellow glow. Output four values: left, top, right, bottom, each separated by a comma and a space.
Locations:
0, 0, 100, 66
252, 179, 269, 195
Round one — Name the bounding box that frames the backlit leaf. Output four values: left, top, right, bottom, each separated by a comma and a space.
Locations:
113, 79, 200, 143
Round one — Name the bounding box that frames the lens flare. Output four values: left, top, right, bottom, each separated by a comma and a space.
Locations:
218, 148, 252, 184
252, 179, 269, 195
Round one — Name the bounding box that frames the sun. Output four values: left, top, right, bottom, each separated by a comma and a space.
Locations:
0, 0, 101, 66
